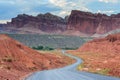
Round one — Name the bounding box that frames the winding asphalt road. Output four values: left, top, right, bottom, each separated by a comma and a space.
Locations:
25, 50, 120, 80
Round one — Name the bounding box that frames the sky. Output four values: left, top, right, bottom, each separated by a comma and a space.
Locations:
0, 0, 120, 23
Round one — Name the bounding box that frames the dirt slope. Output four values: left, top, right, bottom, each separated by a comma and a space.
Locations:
69, 33, 120, 77
0, 34, 71, 80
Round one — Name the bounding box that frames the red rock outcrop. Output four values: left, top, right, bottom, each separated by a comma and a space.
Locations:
0, 34, 50, 70
67, 10, 120, 35
6, 13, 66, 33
3, 10, 120, 36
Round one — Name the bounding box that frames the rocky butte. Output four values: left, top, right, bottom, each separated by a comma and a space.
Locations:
3, 10, 120, 36
5, 13, 66, 34
67, 10, 120, 36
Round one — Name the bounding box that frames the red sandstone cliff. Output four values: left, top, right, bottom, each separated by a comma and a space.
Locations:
6, 13, 66, 34
3, 10, 120, 36
67, 10, 120, 35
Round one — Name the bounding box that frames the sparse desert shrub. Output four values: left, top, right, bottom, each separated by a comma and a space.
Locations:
6, 66, 11, 70
29, 67, 37, 71
2, 65, 11, 70
2, 57, 13, 62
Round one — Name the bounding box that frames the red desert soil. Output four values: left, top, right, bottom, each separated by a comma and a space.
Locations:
0, 34, 74, 80
68, 33, 120, 77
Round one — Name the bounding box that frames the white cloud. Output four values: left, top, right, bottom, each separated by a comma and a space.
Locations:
99, 0, 118, 3
0, 20, 11, 24
49, 0, 90, 17
58, 11, 70, 17
21, 7, 31, 12
49, 0, 89, 10
97, 10, 115, 14
1, 0, 119, 20
49, 0, 67, 7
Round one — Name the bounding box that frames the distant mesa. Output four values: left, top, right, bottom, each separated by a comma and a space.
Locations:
1, 10, 120, 37
67, 10, 120, 35
3, 12, 66, 34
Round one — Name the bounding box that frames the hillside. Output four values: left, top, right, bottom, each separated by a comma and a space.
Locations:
8, 34, 89, 49
68, 33, 120, 77
0, 34, 73, 80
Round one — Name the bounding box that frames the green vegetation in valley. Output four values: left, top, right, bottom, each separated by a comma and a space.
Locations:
62, 47, 78, 50
32, 46, 54, 51
32, 45, 78, 50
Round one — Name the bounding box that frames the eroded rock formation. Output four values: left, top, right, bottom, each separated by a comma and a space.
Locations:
6, 13, 66, 33
3, 10, 120, 36
67, 10, 120, 35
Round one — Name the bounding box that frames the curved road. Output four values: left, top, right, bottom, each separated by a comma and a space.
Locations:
25, 50, 120, 80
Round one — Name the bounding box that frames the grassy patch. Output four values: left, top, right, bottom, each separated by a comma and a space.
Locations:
95, 68, 110, 75
37, 50, 76, 66
77, 63, 85, 70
